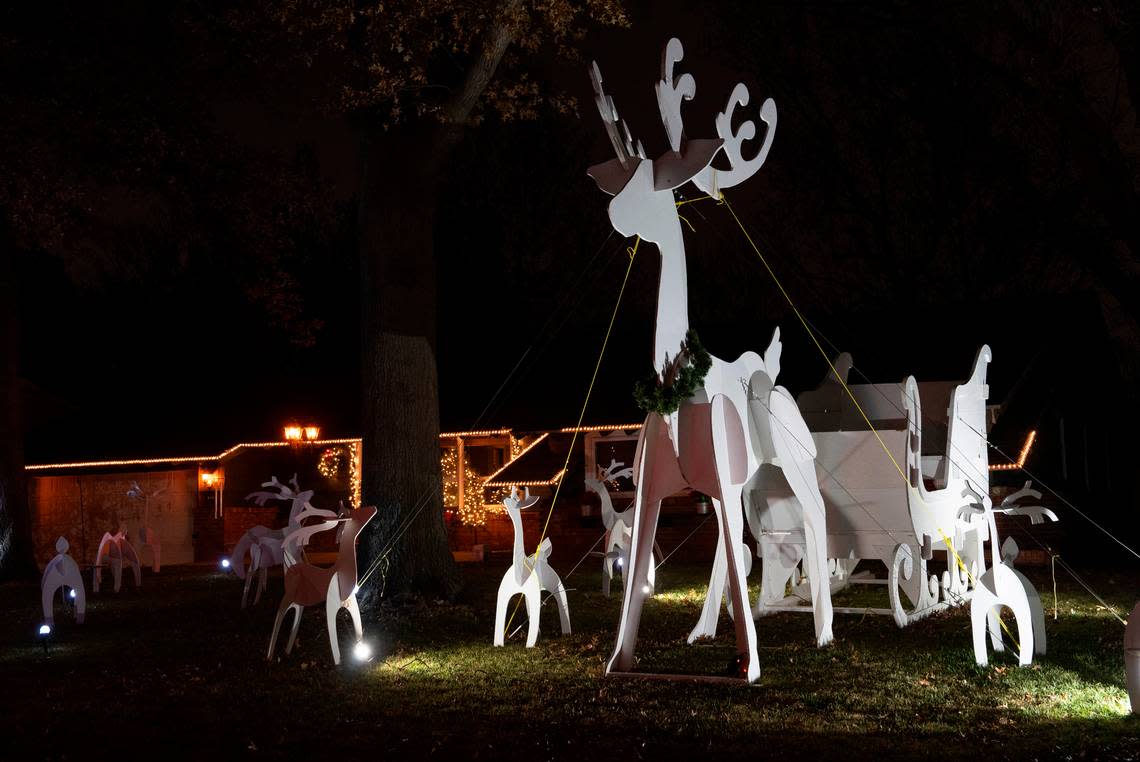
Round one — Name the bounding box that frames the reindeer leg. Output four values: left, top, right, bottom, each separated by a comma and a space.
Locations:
602, 542, 613, 598
539, 562, 571, 635
689, 530, 727, 642
285, 604, 304, 656
646, 545, 657, 595
606, 415, 685, 676
767, 391, 834, 646
73, 579, 86, 624
493, 572, 514, 647
345, 594, 363, 641
242, 567, 254, 609
267, 599, 292, 661
701, 395, 761, 681
41, 581, 58, 627
326, 585, 342, 665
523, 575, 542, 648
254, 566, 267, 606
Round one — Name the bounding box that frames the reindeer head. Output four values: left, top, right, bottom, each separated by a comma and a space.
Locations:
587, 38, 778, 242
502, 486, 540, 515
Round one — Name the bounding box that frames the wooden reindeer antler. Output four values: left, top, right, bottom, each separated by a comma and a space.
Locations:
246, 475, 294, 506
694, 86, 777, 195
655, 37, 696, 154
590, 61, 645, 170
599, 459, 634, 483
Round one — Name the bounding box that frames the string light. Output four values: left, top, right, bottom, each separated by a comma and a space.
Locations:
439, 428, 513, 438
990, 430, 1037, 471
348, 441, 362, 508
440, 447, 490, 526
485, 469, 567, 488
481, 433, 550, 485
26, 438, 362, 471
559, 423, 643, 433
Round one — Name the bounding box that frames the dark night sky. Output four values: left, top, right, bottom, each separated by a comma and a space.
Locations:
12, 1, 1140, 464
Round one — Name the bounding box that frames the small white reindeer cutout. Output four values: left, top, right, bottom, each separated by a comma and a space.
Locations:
584, 460, 663, 597
493, 487, 571, 648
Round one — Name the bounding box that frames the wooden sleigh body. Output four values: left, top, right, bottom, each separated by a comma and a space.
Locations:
749, 347, 996, 626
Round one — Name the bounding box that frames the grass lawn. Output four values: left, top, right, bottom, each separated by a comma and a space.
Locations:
2, 559, 1138, 760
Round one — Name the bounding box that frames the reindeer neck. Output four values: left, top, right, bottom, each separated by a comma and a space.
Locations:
651, 216, 690, 377
596, 485, 618, 529
507, 506, 527, 571
336, 520, 359, 596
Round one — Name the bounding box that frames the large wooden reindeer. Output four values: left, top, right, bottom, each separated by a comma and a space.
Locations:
588, 39, 833, 682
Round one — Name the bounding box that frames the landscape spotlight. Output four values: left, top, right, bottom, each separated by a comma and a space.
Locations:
220, 558, 231, 570
69, 589, 77, 600
38, 624, 51, 653
353, 641, 373, 663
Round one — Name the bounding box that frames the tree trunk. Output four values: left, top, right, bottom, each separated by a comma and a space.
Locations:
0, 241, 34, 580
353, 0, 522, 602
357, 125, 462, 601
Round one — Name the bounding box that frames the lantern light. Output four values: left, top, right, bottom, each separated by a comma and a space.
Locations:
284, 426, 303, 441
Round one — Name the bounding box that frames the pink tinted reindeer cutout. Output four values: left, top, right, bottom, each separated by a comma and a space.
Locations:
127, 479, 165, 572
267, 503, 375, 665
588, 38, 832, 682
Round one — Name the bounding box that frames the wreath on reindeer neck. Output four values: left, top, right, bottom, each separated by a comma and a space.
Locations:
633, 329, 713, 416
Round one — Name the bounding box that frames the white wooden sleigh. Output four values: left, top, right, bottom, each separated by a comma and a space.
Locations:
749, 345, 1053, 632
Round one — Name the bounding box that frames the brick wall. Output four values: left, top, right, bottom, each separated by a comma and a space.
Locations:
29, 469, 198, 568
222, 506, 284, 550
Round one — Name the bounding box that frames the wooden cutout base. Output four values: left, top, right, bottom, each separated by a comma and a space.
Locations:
607, 670, 757, 686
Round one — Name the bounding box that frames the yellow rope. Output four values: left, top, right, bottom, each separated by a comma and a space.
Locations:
721, 195, 1021, 654
503, 237, 640, 638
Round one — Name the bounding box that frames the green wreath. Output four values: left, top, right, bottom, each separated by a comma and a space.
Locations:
633, 329, 713, 416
